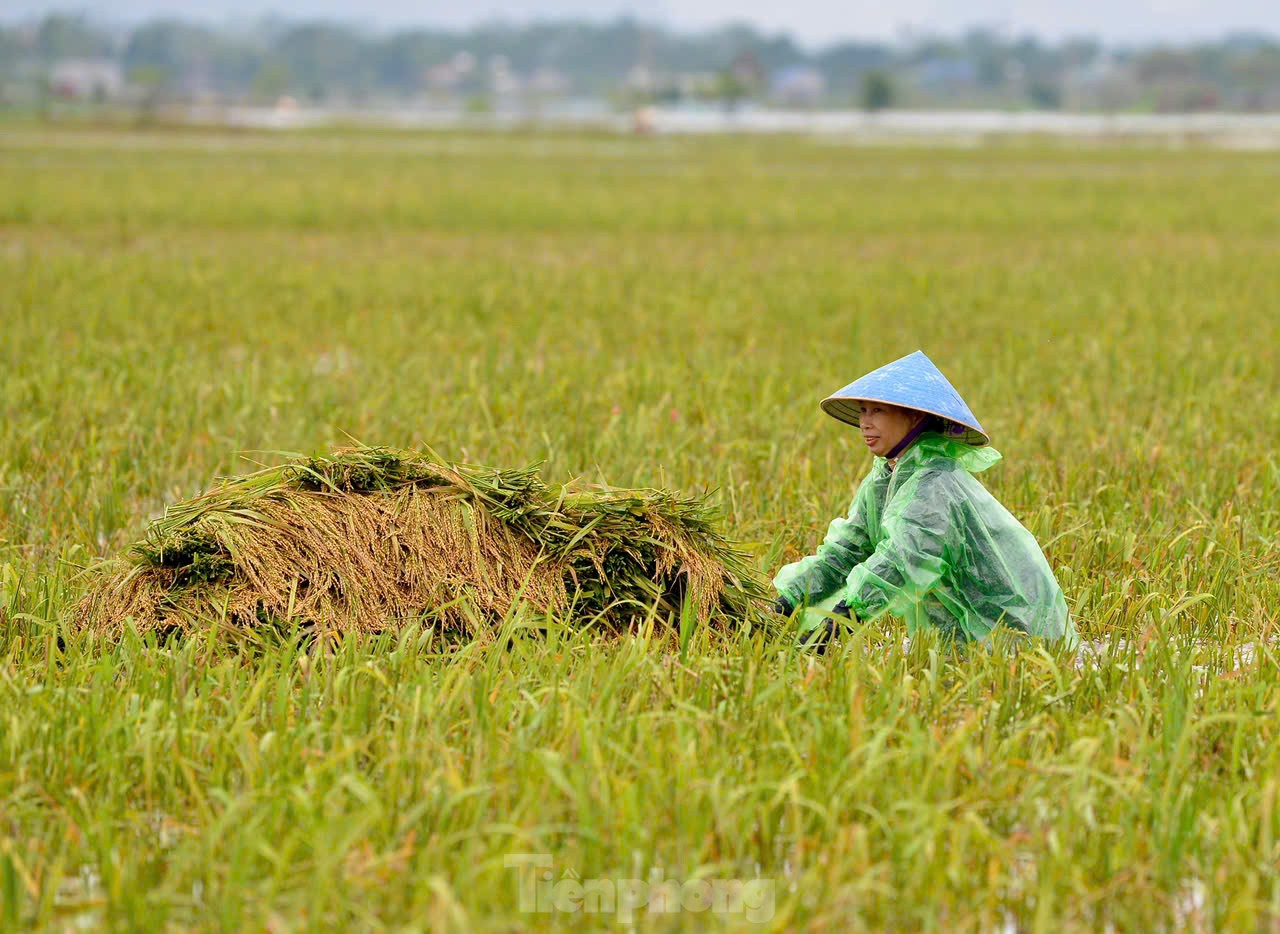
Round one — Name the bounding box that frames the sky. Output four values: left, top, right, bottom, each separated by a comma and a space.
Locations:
5, 0, 1279, 47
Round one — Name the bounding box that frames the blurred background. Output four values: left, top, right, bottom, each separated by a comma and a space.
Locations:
3, 0, 1280, 140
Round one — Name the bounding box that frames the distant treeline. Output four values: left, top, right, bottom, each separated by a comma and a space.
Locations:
4, 13, 1280, 111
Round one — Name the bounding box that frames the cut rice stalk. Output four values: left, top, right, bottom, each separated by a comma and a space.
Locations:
75, 446, 768, 638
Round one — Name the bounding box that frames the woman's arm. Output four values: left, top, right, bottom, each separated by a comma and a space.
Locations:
772, 476, 879, 609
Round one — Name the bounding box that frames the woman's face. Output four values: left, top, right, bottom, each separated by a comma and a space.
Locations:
859, 402, 925, 458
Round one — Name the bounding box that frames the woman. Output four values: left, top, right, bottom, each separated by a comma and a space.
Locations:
772, 350, 1076, 652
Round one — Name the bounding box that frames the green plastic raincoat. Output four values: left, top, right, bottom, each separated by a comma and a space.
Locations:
774, 433, 1076, 646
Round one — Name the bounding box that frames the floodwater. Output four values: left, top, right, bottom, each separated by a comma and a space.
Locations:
187, 100, 1280, 148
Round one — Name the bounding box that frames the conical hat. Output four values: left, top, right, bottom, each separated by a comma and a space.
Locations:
820, 350, 989, 447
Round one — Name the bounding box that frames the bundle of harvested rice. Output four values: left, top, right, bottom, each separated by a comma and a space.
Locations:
75, 446, 767, 638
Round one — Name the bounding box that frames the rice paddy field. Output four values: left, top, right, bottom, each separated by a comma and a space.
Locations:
2, 125, 1280, 930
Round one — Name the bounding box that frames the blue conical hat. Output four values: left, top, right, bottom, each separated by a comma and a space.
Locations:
820, 350, 989, 447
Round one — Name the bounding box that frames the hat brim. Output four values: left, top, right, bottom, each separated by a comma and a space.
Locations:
820, 395, 990, 447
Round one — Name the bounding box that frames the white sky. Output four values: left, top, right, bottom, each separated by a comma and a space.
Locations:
5, 0, 1278, 46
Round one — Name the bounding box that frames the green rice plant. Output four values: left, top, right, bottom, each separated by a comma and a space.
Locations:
2, 127, 1279, 930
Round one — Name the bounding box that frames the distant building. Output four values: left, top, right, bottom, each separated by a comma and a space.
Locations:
731, 52, 765, 93
526, 68, 569, 97
488, 56, 520, 97
1062, 56, 1137, 110
771, 65, 826, 107
675, 72, 717, 99
913, 58, 979, 91
425, 63, 461, 91
50, 60, 125, 100
627, 65, 654, 93
425, 51, 475, 93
